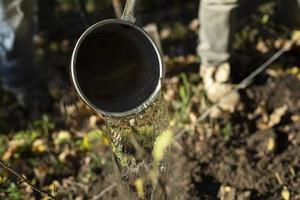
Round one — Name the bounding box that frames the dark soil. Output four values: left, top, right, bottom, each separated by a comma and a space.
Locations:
180, 75, 300, 199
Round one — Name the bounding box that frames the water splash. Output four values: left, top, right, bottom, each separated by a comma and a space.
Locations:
104, 92, 169, 167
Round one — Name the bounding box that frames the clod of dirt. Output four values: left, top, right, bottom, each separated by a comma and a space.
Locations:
247, 129, 277, 156
251, 75, 300, 113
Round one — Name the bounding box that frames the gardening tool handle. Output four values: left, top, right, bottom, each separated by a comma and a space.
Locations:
122, 0, 139, 23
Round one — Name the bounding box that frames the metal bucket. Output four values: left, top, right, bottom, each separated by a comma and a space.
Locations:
70, 0, 164, 117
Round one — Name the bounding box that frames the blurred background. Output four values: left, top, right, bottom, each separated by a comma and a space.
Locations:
0, 0, 300, 199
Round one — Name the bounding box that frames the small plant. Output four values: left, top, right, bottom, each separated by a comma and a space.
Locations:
31, 115, 55, 137
6, 182, 22, 200
221, 123, 233, 141
172, 73, 191, 124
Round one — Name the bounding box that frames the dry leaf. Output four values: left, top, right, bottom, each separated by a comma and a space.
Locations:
2, 139, 25, 160
160, 27, 172, 39
54, 131, 71, 145
189, 18, 200, 31
215, 63, 230, 83
267, 137, 276, 152
281, 186, 290, 200
256, 40, 269, 53
257, 121, 269, 130
268, 105, 288, 127
292, 30, 300, 45
219, 185, 236, 200
32, 139, 47, 153
274, 39, 286, 49
291, 115, 300, 122
88, 115, 98, 127
58, 147, 75, 163
189, 112, 197, 124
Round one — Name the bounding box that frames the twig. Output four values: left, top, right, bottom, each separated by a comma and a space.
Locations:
275, 172, 284, 185
0, 160, 55, 199
91, 183, 117, 200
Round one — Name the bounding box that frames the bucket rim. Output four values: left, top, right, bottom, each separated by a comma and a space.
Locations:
70, 19, 164, 117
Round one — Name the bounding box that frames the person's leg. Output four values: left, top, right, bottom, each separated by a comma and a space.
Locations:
0, 0, 35, 91
198, 0, 240, 115
198, 0, 239, 65
0, 0, 49, 109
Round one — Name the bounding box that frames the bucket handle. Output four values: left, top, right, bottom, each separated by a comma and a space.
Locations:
122, 0, 139, 23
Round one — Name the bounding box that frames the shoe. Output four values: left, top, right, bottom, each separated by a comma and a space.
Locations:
200, 62, 240, 115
